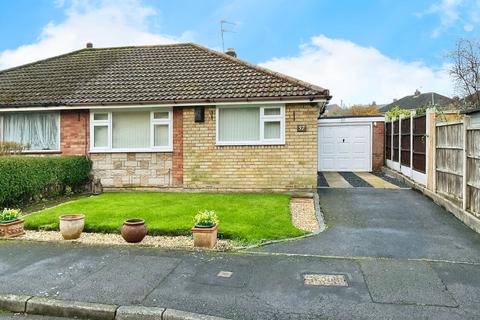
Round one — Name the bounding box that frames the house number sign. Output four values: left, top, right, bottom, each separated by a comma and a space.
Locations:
297, 125, 307, 132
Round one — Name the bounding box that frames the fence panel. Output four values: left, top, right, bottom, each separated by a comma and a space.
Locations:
466, 128, 480, 218
413, 115, 426, 173
385, 122, 392, 160
401, 117, 411, 167
436, 123, 464, 204
393, 120, 399, 162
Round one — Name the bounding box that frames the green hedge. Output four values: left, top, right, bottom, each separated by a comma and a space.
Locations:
0, 156, 92, 208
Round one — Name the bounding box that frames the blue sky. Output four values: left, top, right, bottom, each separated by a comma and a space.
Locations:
0, 0, 478, 104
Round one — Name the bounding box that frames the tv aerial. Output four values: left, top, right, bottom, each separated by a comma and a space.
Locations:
220, 20, 236, 52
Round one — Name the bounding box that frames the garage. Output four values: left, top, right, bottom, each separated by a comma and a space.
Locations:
318, 116, 385, 172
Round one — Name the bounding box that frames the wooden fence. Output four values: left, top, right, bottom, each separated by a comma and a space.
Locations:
435, 122, 464, 204
386, 111, 480, 221
434, 118, 480, 218
385, 113, 427, 185
465, 126, 480, 216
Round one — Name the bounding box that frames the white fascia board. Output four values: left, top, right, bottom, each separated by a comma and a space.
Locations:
318, 116, 385, 124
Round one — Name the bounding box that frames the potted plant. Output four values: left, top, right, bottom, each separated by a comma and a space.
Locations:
121, 219, 147, 243
59, 214, 85, 240
0, 209, 24, 238
191, 210, 219, 248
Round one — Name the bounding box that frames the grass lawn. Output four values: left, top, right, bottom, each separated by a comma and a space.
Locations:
24, 192, 306, 244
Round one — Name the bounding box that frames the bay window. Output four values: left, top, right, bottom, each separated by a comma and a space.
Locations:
216, 105, 285, 145
0, 112, 60, 151
90, 109, 172, 152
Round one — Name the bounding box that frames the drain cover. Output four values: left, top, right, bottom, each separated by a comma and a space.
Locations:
303, 274, 348, 287
217, 271, 233, 278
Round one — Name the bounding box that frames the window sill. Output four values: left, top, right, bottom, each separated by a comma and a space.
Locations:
20, 150, 61, 154
215, 142, 285, 147
89, 149, 173, 154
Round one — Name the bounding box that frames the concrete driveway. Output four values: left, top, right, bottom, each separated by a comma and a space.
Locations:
254, 188, 480, 263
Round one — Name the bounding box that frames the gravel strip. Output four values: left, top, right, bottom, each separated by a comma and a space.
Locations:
290, 198, 319, 232
317, 172, 329, 187
18, 231, 233, 251
372, 171, 409, 188
339, 172, 373, 187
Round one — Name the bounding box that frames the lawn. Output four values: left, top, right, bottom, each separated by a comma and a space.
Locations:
24, 192, 306, 244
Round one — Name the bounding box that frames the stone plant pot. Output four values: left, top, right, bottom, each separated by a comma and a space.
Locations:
191, 224, 218, 248
0, 219, 25, 238
59, 214, 85, 240
121, 219, 147, 243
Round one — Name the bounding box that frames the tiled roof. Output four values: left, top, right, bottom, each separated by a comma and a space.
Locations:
380, 92, 452, 112
0, 43, 330, 108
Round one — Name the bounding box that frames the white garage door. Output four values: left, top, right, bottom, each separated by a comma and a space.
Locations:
318, 123, 371, 171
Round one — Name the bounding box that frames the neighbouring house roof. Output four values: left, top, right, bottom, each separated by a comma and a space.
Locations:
0, 43, 331, 108
324, 104, 342, 114
464, 107, 480, 115
380, 91, 452, 112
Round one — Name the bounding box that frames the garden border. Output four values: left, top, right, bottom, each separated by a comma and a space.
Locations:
233, 192, 326, 250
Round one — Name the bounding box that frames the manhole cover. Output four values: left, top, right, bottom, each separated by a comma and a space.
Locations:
303, 274, 348, 287
217, 271, 233, 278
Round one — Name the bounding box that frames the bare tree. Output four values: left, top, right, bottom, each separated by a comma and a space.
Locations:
448, 38, 480, 109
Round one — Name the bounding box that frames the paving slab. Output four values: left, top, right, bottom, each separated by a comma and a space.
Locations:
58, 254, 181, 305
360, 259, 457, 307
431, 261, 480, 314
0, 244, 118, 297
355, 172, 398, 189
322, 172, 352, 188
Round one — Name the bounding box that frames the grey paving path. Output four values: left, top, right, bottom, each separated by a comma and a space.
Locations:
0, 241, 479, 319
253, 188, 480, 263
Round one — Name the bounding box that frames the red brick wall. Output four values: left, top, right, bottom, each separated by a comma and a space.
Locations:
60, 110, 89, 155
172, 107, 183, 186
372, 121, 385, 171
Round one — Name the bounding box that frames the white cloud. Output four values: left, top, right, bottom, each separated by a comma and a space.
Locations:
260, 35, 453, 105
420, 0, 480, 37
0, 0, 186, 70
464, 23, 474, 31
425, 0, 463, 37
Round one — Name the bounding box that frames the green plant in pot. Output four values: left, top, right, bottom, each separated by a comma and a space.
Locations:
192, 210, 219, 248
0, 208, 25, 238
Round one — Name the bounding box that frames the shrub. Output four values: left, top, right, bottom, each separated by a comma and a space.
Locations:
0, 141, 24, 155
0, 208, 21, 222
194, 210, 219, 227
0, 156, 92, 207
386, 106, 411, 120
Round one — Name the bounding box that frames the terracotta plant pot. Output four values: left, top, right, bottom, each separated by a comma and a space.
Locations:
0, 219, 25, 238
192, 224, 218, 248
121, 219, 147, 243
59, 214, 85, 240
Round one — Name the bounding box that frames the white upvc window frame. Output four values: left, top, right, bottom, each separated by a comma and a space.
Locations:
150, 110, 173, 151
0, 111, 61, 153
215, 105, 285, 146
90, 108, 173, 153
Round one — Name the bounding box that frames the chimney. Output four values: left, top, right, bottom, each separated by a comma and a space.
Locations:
86, 42, 93, 49
225, 48, 237, 58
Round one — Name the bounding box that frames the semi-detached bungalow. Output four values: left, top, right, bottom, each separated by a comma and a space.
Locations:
0, 43, 331, 192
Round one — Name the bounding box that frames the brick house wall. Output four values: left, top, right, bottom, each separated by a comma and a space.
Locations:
372, 121, 385, 171
60, 110, 89, 155
182, 103, 319, 192
172, 107, 183, 186
38, 104, 319, 191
